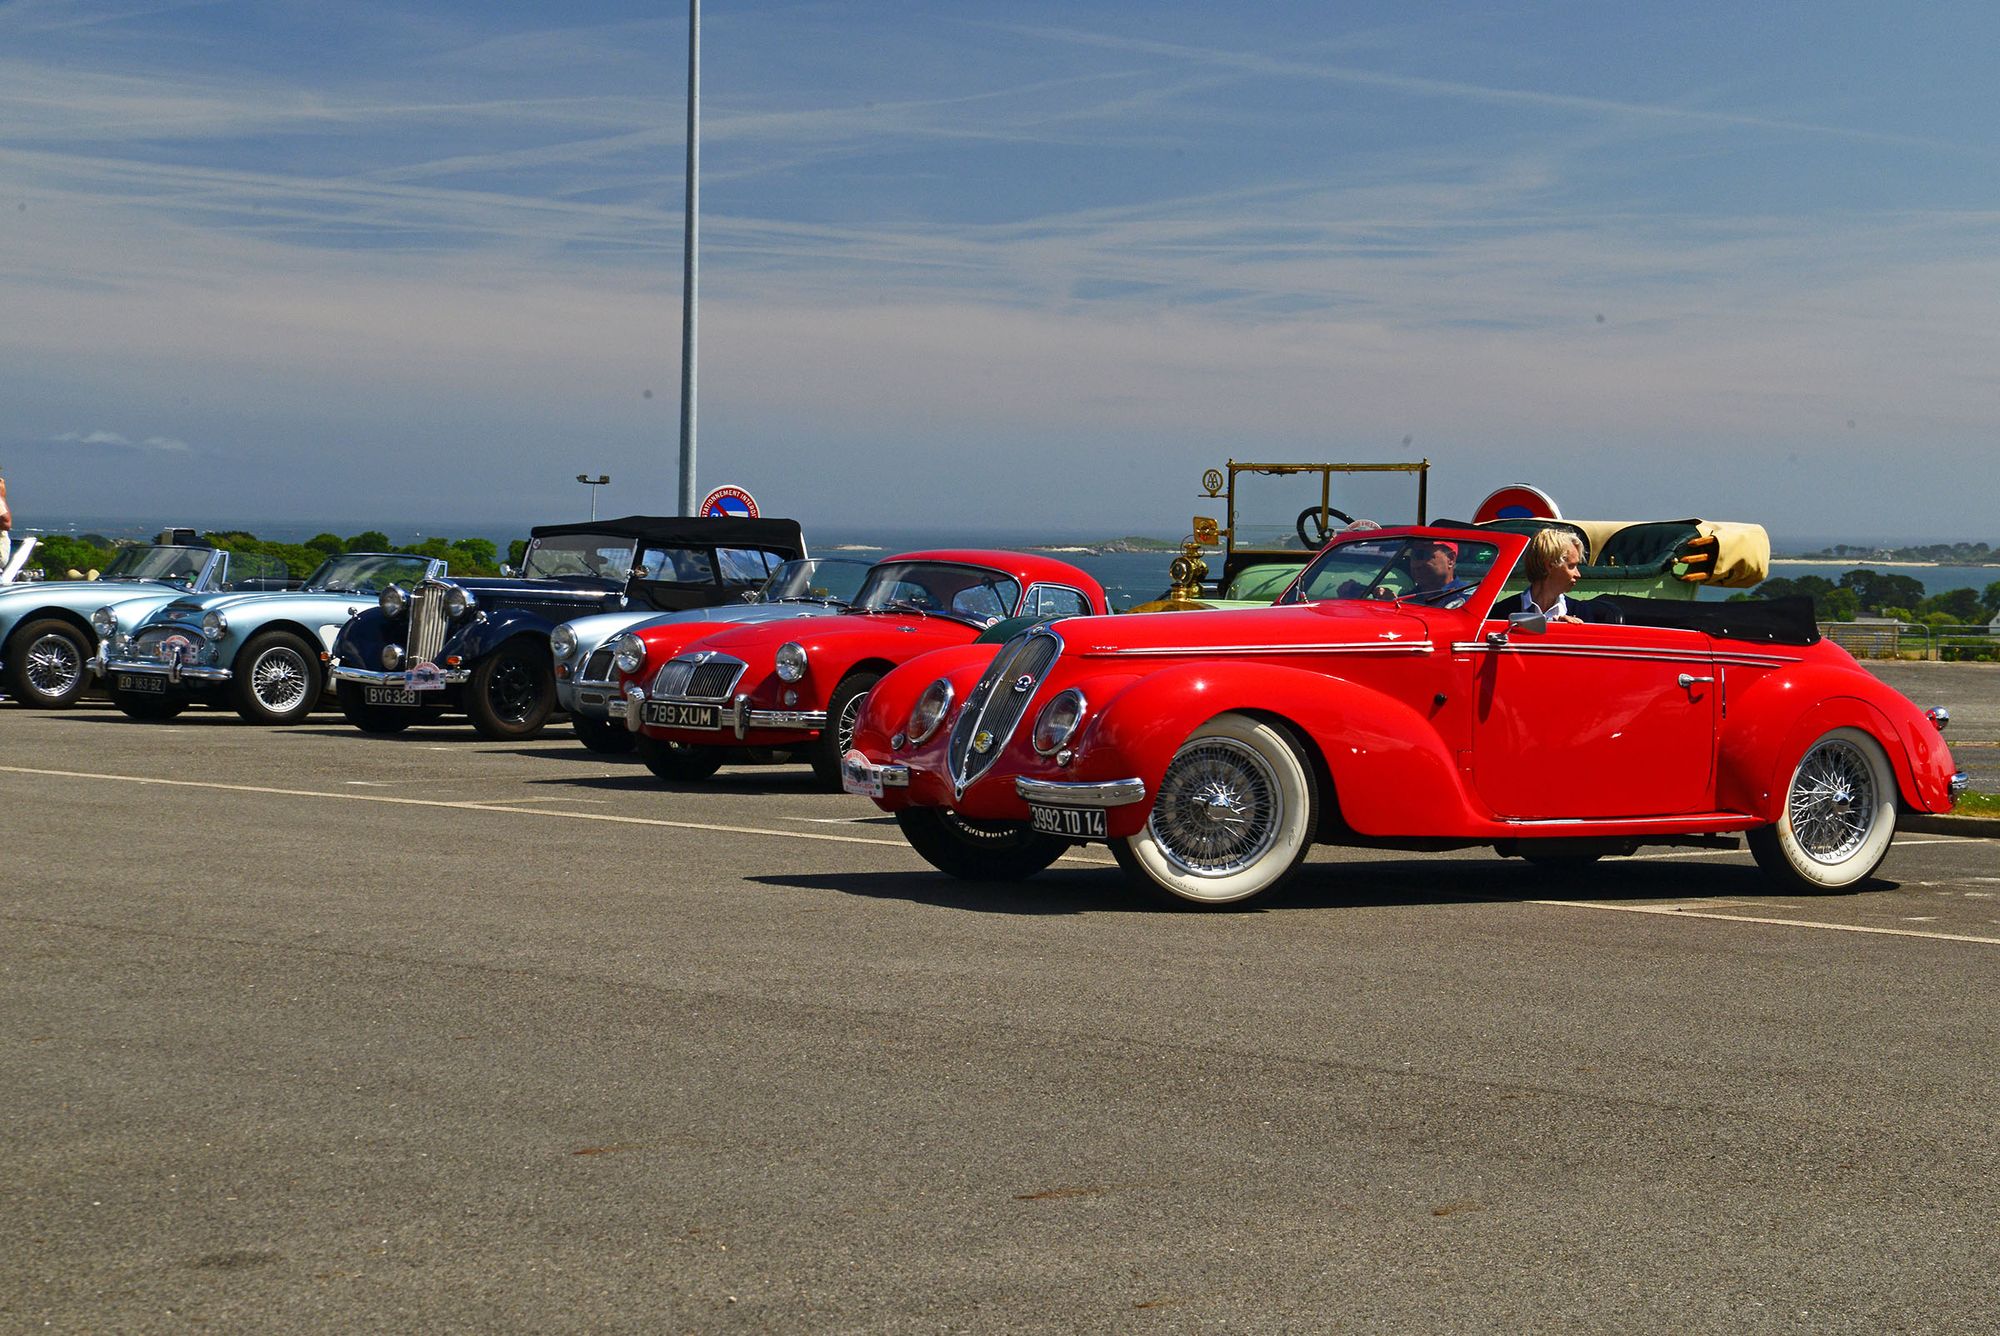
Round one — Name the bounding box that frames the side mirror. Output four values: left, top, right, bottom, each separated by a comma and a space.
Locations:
500, 563, 515, 577
1508, 611, 1549, 634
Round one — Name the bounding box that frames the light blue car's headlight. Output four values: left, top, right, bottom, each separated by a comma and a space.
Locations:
775, 642, 808, 682
90, 606, 118, 637
200, 611, 228, 641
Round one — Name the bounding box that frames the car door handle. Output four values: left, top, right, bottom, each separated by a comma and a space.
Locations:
1677, 673, 1715, 687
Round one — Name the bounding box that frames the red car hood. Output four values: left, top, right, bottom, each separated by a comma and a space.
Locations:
688, 610, 981, 661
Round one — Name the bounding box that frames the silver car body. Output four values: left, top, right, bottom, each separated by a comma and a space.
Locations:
0, 544, 242, 706
96, 553, 446, 716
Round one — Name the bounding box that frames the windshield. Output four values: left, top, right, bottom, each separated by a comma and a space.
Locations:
1282, 534, 1504, 607
305, 553, 437, 594
97, 545, 212, 585
755, 557, 872, 606
522, 534, 639, 581
854, 561, 1022, 627
1222, 464, 1429, 554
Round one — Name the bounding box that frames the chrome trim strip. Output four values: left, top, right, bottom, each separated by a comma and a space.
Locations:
1086, 641, 1435, 658
1015, 776, 1147, 808
328, 665, 471, 687
1451, 641, 1799, 667
1501, 814, 1755, 828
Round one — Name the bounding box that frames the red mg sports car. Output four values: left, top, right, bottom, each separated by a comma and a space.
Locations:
611, 549, 1107, 787
842, 525, 1967, 906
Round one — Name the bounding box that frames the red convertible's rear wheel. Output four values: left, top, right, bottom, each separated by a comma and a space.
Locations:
1748, 727, 1897, 892
1112, 712, 1317, 907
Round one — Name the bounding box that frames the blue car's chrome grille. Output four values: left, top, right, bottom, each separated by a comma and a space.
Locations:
654, 654, 744, 701
408, 582, 450, 664
947, 627, 1062, 794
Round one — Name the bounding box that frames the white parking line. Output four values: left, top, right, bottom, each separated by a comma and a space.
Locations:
1529, 899, 2000, 947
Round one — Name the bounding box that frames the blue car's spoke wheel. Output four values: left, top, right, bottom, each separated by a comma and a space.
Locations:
232, 631, 321, 725
1112, 712, 1317, 907
1748, 727, 1897, 891
5, 618, 90, 708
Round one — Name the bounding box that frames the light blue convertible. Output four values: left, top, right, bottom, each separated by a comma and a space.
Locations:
94, 552, 446, 724
552, 555, 872, 752
1, 541, 272, 708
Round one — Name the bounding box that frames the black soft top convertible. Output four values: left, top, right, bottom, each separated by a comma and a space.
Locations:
529, 514, 805, 554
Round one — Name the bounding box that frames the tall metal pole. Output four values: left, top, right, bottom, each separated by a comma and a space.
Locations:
676, 0, 700, 516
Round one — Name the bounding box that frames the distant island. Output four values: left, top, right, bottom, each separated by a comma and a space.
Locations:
1032, 535, 1179, 554
1781, 541, 1998, 565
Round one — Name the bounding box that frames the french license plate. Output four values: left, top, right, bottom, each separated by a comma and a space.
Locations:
1030, 804, 1106, 839
365, 687, 420, 707
643, 701, 721, 730
116, 673, 166, 694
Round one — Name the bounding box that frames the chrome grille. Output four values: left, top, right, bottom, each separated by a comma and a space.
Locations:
653, 653, 745, 700
408, 581, 450, 664
134, 626, 207, 663
581, 646, 617, 683
947, 627, 1062, 792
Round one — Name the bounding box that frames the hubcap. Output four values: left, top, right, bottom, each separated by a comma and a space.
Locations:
25, 633, 83, 698
1148, 736, 1281, 877
1789, 738, 1875, 863
253, 649, 309, 711
491, 661, 539, 722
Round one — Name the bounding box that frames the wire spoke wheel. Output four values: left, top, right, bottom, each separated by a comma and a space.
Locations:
251, 647, 310, 713
26, 632, 83, 698
1787, 737, 1875, 863
7, 619, 91, 707
1748, 727, 1897, 892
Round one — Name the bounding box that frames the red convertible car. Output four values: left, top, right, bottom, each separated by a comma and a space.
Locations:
841, 525, 1967, 906
610, 549, 1107, 787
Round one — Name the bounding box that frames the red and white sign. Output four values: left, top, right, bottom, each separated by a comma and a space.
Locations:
1472, 484, 1561, 523
699, 485, 759, 519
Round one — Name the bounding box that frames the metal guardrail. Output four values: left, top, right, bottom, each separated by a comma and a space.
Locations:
1819, 621, 1998, 661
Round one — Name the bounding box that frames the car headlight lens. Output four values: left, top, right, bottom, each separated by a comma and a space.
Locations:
200, 611, 228, 641
90, 606, 118, 637
380, 584, 408, 617
775, 642, 808, 682
1031, 688, 1087, 755
612, 633, 647, 676
382, 643, 404, 671
905, 678, 954, 745
443, 585, 474, 619
550, 625, 578, 661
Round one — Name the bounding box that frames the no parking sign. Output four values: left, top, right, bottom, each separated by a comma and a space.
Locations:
699, 485, 759, 519
1472, 484, 1561, 522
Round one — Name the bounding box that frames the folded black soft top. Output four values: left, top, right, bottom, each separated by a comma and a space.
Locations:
528, 514, 806, 557
1587, 594, 1820, 645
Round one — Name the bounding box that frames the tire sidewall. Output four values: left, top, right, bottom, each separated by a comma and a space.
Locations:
1114, 713, 1317, 906
468, 641, 555, 740
1760, 726, 1897, 891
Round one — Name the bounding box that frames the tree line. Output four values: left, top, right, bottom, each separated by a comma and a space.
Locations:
30, 530, 525, 581
1743, 569, 2000, 627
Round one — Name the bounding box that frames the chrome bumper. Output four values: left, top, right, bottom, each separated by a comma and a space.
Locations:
841, 748, 910, 797
329, 664, 471, 688
1014, 776, 1148, 808
1949, 771, 1970, 801
609, 687, 828, 739
97, 654, 231, 686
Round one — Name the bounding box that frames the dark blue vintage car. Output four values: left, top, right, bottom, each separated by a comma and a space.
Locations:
327, 515, 807, 739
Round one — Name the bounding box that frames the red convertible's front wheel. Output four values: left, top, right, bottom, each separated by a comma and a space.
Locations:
1112, 712, 1317, 907
1748, 727, 1897, 892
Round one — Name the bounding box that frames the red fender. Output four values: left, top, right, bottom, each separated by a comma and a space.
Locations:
1719, 664, 1931, 819
1079, 660, 1475, 837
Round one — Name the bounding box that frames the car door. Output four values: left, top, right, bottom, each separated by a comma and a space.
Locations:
1468, 620, 1717, 818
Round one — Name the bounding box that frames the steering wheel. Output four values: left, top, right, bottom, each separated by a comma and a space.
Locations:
1295, 505, 1356, 549
1399, 580, 1478, 609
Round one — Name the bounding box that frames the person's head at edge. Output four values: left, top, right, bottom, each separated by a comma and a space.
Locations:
1406, 538, 1457, 591
1524, 528, 1584, 604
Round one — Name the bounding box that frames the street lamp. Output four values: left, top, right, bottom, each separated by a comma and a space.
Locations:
576, 473, 610, 520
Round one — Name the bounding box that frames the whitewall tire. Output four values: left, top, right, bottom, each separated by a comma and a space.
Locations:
1748, 727, 1898, 892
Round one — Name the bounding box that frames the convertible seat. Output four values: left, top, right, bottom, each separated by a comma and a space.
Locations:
1588, 594, 1820, 645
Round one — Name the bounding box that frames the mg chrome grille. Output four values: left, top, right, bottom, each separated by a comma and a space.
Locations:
408, 581, 450, 664
653, 653, 745, 701
581, 646, 617, 683
947, 627, 1062, 793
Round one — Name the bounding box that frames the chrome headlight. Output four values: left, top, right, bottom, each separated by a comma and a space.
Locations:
443, 585, 475, 619
90, 606, 118, 638
550, 625, 578, 661
611, 633, 646, 676
1031, 688, 1087, 755
905, 678, 954, 745
380, 584, 408, 617
774, 642, 808, 682
381, 643, 404, 671
200, 611, 228, 641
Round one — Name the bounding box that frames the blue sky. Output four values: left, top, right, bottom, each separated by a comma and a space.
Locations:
4, 0, 1998, 543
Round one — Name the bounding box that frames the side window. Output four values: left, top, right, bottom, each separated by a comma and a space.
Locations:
717, 547, 779, 583
1024, 585, 1092, 618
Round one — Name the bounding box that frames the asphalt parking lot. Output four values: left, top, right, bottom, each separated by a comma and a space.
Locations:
5, 676, 1999, 1332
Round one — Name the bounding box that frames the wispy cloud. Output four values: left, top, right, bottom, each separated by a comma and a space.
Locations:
54, 429, 193, 453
